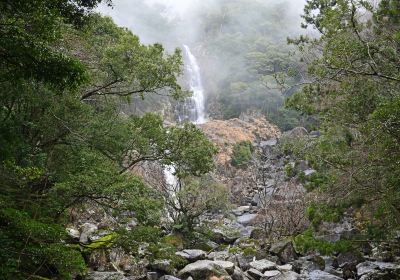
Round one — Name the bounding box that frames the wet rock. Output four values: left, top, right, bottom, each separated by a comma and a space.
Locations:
232, 206, 251, 216
87, 272, 127, 280
236, 254, 253, 271
308, 270, 343, 280
232, 266, 247, 280
214, 261, 235, 275
237, 214, 258, 226
208, 251, 231, 261
342, 263, 357, 279
357, 261, 379, 276
249, 259, 277, 272
160, 276, 182, 280
247, 268, 265, 279
66, 227, 80, 240
150, 259, 173, 274
212, 227, 241, 244
80, 222, 98, 243
269, 271, 300, 280
176, 249, 207, 262
262, 270, 281, 278
277, 264, 292, 272
178, 260, 231, 280
146, 271, 158, 280
269, 240, 298, 263
337, 252, 364, 267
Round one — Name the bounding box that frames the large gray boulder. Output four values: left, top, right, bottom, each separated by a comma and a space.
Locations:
249, 259, 277, 272
269, 240, 298, 263
214, 261, 236, 275
178, 260, 232, 280
269, 271, 300, 280
232, 266, 248, 280
237, 214, 258, 226
176, 249, 207, 262
308, 270, 344, 280
262, 270, 281, 279
79, 222, 98, 243
358, 261, 400, 280
150, 259, 173, 274
247, 268, 265, 279
208, 251, 231, 261
212, 227, 242, 244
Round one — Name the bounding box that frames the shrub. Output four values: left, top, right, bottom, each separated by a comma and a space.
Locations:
231, 141, 253, 167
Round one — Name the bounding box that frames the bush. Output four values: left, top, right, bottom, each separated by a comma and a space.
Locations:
231, 141, 253, 167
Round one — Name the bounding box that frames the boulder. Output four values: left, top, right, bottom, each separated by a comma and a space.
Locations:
337, 252, 364, 267
232, 206, 251, 216
79, 222, 98, 243
66, 227, 80, 240
236, 254, 253, 271
176, 249, 207, 262
249, 259, 277, 272
146, 272, 158, 280
247, 268, 265, 279
232, 266, 247, 280
212, 227, 241, 244
269, 271, 300, 280
214, 261, 236, 275
262, 270, 281, 278
160, 276, 182, 280
269, 240, 298, 263
178, 260, 232, 280
208, 251, 231, 261
237, 214, 258, 226
277, 264, 292, 272
150, 259, 173, 274
308, 270, 343, 280
87, 272, 127, 280
357, 261, 379, 277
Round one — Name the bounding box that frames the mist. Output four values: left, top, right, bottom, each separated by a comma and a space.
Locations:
99, 0, 306, 48
99, 0, 309, 128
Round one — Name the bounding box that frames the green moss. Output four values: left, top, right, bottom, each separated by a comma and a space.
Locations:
86, 233, 118, 249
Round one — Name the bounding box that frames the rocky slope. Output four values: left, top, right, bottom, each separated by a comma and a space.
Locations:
66, 116, 400, 280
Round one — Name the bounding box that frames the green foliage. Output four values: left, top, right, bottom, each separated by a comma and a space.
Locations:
294, 230, 355, 255
0, 207, 86, 279
287, 0, 400, 241
231, 141, 253, 167
306, 203, 343, 228
167, 176, 229, 234
0, 1, 217, 278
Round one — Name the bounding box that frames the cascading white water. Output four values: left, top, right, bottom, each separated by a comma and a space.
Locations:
178, 45, 206, 124
163, 45, 207, 216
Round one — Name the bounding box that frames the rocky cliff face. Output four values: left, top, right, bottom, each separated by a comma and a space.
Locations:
200, 115, 281, 165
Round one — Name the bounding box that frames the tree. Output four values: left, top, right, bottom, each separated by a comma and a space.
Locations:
0, 4, 217, 279
286, 0, 400, 241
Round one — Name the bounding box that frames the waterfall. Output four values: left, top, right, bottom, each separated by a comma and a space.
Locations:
177, 45, 206, 124
163, 45, 207, 220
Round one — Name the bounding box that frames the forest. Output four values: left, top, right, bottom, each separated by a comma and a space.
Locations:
1, 0, 399, 279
